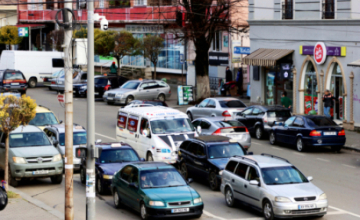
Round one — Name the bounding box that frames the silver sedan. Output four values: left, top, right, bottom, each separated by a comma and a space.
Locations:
50, 70, 87, 92
192, 117, 251, 150
186, 97, 247, 121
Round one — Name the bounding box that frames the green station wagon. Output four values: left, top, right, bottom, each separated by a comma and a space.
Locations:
111, 162, 204, 220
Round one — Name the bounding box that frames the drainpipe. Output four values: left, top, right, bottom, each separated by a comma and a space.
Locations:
292, 67, 297, 114
319, 70, 324, 115
349, 71, 354, 127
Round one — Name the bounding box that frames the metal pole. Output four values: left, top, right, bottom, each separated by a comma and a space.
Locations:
63, 3, 74, 220
86, 0, 96, 219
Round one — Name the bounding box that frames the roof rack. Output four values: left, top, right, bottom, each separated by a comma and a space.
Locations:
233, 156, 258, 166
38, 105, 51, 110
73, 123, 85, 130
261, 153, 289, 163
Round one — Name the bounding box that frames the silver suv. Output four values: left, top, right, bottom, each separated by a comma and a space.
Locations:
0, 125, 63, 187
220, 154, 327, 220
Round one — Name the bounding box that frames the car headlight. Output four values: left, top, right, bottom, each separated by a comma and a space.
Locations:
193, 198, 202, 204
52, 154, 62, 162
13, 157, 26, 164
219, 170, 223, 175
103, 174, 113, 180
149, 201, 165, 206
275, 196, 291, 203
319, 193, 327, 200
115, 93, 123, 98
80, 86, 87, 90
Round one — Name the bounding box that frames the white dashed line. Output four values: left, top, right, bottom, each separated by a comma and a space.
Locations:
271, 147, 282, 150
316, 158, 330, 162
95, 133, 117, 141
342, 164, 356, 169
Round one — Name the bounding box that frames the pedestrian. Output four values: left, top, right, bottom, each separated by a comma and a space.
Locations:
281, 91, 292, 109
323, 89, 335, 118
226, 66, 232, 82
236, 67, 243, 96
110, 62, 117, 75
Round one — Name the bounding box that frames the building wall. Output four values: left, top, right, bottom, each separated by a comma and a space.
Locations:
295, 0, 321, 20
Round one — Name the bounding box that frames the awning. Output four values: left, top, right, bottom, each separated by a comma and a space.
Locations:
348, 59, 360, 67
15, 24, 46, 30
243, 48, 294, 66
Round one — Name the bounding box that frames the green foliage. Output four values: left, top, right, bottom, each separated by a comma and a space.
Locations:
0, 26, 22, 46
73, 27, 88, 38
113, 31, 140, 60
94, 30, 117, 56
142, 35, 164, 78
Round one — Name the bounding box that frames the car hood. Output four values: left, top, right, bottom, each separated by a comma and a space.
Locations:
208, 158, 229, 170
10, 146, 59, 157
73, 83, 87, 88
268, 183, 322, 198
144, 186, 198, 202
98, 162, 131, 175
107, 88, 134, 94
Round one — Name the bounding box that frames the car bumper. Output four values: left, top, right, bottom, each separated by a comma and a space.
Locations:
154, 154, 178, 164
302, 137, 346, 147
50, 85, 64, 91
1, 87, 27, 93
105, 97, 126, 104
10, 161, 64, 178
273, 200, 328, 218
223, 134, 251, 150
146, 204, 203, 218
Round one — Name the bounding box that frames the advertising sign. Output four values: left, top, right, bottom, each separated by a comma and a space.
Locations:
299, 45, 346, 57
18, 27, 29, 37
314, 42, 327, 65
209, 52, 229, 66
125, 25, 164, 34
178, 86, 193, 105
234, 47, 250, 55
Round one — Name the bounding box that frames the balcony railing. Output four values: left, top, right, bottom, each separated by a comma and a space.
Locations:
282, 2, 293, 19
322, 0, 334, 19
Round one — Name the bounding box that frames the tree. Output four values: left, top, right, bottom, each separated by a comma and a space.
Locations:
142, 35, 164, 79
0, 95, 37, 190
0, 26, 22, 49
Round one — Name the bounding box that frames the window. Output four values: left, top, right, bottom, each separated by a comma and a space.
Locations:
208, 143, 245, 159
261, 166, 308, 185
118, 112, 128, 128
95, 78, 108, 85
29, 113, 59, 126
284, 116, 296, 127
219, 100, 246, 108
130, 168, 139, 185
44, 128, 57, 142
242, 108, 253, 115
99, 149, 139, 163
212, 31, 222, 51
59, 132, 87, 146
192, 120, 201, 128
179, 141, 190, 151
198, 99, 209, 108
282, 0, 293, 19
306, 117, 337, 127
9, 132, 52, 148
120, 166, 133, 182
134, 0, 146, 6
252, 108, 261, 115
247, 167, 260, 181
150, 118, 195, 134
121, 82, 140, 90
194, 145, 205, 157
52, 59, 64, 68
214, 120, 245, 128
206, 99, 216, 108
140, 83, 149, 89
4, 72, 25, 80
0, 132, 5, 143
127, 115, 139, 132
187, 142, 200, 155
234, 163, 248, 179
293, 117, 304, 127
140, 168, 187, 189
225, 161, 238, 173
267, 111, 291, 118
323, 0, 335, 19
200, 121, 211, 129
140, 118, 149, 134
80, 73, 87, 80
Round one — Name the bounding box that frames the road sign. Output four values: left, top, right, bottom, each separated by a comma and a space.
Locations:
57, 94, 65, 103
18, 27, 29, 37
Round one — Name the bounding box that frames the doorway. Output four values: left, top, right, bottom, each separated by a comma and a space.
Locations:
329, 63, 344, 120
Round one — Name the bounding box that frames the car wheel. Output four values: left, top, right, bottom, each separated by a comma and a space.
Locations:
225, 187, 235, 207
187, 112, 193, 121
146, 152, 154, 161
96, 177, 105, 195
8, 168, 19, 187
269, 132, 276, 145
158, 94, 165, 102
113, 190, 122, 209
193, 214, 202, 218
263, 200, 274, 220
28, 78, 37, 88
51, 174, 63, 184
209, 172, 219, 191
180, 162, 188, 179
80, 167, 86, 184
296, 137, 306, 152
125, 96, 134, 105
331, 146, 342, 153
140, 203, 149, 220
255, 126, 263, 140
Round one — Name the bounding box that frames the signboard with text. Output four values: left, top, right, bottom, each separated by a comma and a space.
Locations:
18, 27, 29, 37
209, 52, 229, 66
178, 86, 193, 105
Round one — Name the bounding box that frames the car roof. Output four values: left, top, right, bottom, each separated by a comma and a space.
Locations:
233, 154, 291, 168
36, 105, 53, 113
198, 117, 236, 122
11, 125, 42, 133
119, 106, 187, 118
129, 162, 174, 170
208, 97, 242, 101
127, 79, 165, 84
250, 105, 290, 111
45, 124, 86, 133
97, 142, 134, 150
193, 135, 231, 143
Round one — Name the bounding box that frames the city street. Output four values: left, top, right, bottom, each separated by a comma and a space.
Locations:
14, 87, 360, 220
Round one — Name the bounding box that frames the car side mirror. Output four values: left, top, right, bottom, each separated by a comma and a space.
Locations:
0, 143, 4, 148
197, 126, 202, 134
187, 178, 193, 184
59, 120, 63, 124
53, 140, 59, 146
249, 180, 260, 186
129, 182, 138, 189
307, 176, 313, 181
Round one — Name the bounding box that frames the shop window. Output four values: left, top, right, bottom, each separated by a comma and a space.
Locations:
282, 0, 293, 19
330, 63, 344, 120
322, 0, 335, 19
212, 31, 222, 51
149, 0, 173, 6
52, 59, 64, 68
127, 115, 139, 132
118, 112, 128, 128
134, 0, 147, 6
304, 63, 318, 114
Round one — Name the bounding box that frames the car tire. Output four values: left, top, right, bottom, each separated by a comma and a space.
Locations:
187, 112, 193, 121
51, 174, 63, 184
296, 137, 306, 152
80, 167, 86, 184
125, 95, 134, 105
113, 190, 122, 209
255, 126, 263, 140
331, 146, 342, 153
263, 200, 274, 220
8, 168, 19, 187
158, 94, 165, 102
269, 132, 276, 145
28, 77, 37, 88
96, 177, 105, 195
180, 162, 189, 179
225, 187, 235, 207
146, 152, 154, 161
209, 172, 219, 191
140, 202, 149, 220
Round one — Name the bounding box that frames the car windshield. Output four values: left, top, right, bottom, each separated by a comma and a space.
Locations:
261, 166, 309, 185
4, 72, 25, 80
98, 149, 139, 163
306, 117, 337, 127
214, 120, 244, 127
29, 113, 59, 126
208, 143, 245, 159
219, 100, 246, 108
121, 82, 140, 90
53, 69, 64, 78
140, 168, 187, 189
150, 118, 195, 134
59, 132, 87, 146
9, 132, 51, 148
267, 111, 291, 117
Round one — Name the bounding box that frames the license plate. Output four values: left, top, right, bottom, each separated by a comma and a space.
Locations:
324, 132, 336, 136
171, 208, 189, 213
33, 170, 49, 175
298, 204, 316, 210
107, 97, 113, 100
11, 83, 19, 85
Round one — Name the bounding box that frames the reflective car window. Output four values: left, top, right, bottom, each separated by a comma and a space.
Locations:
9, 132, 51, 148
4, 72, 25, 80
150, 118, 195, 134
234, 162, 248, 179
121, 82, 140, 89
252, 108, 261, 115
219, 100, 246, 108
214, 120, 245, 127
306, 117, 337, 127
206, 99, 216, 108
140, 168, 186, 188
200, 121, 211, 129
198, 99, 209, 107
225, 160, 238, 173
29, 113, 59, 126
242, 108, 253, 115
261, 166, 309, 185
120, 166, 133, 182
208, 143, 244, 159
284, 116, 296, 127
293, 117, 305, 127
267, 111, 291, 117
59, 132, 87, 146
192, 120, 201, 128
247, 167, 260, 181
99, 149, 139, 163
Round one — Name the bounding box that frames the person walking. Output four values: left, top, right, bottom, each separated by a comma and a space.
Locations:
225, 66, 232, 82
281, 91, 292, 110
323, 89, 335, 118
236, 67, 243, 96
110, 62, 118, 75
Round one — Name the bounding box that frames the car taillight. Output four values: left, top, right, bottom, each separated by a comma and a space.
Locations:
245, 127, 249, 134
263, 115, 268, 123
51, 81, 56, 84
43, 78, 48, 82
212, 128, 222, 134
104, 85, 111, 91
222, 111, 231, 117
310, 130, 322, 136
338, 129, 345, 136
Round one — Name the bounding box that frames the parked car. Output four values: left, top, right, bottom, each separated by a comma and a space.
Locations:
29, 105, 61, 130
50, 70, 87, 92
43, 124, 86, 171
192, 117, 251, 150
186, 97, 247, 121
42, 69, 64, 89
221, 154, 328, 220
269, 115, 346, 152
123, 100, 168, 108
103, 80, 171, 105
0, 69, 27, 95
236, 105, 292, 140
0, 125, 63, 186
177, 136, 246, 190
111, 162, 204, 220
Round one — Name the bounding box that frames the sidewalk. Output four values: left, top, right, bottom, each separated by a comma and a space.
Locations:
1, 186, 63, 220
343, 130, 360, 152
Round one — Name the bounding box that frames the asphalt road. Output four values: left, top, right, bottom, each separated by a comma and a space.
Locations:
14, 87, 360, 220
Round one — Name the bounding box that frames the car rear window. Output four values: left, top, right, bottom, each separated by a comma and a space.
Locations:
219, 100, 246, 108
267, 111, 291, 118
4, 72, 25, 80
215, 120, 245, 127
306, 117, 337, 127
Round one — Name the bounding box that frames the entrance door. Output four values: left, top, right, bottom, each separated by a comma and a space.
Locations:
329, 64, 344, 120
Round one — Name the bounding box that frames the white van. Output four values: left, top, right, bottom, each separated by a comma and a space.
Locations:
116, 106, 196, 164
0, 51, 64, 88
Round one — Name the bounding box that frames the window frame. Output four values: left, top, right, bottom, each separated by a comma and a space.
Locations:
52, 58, 64, 68
234, 162, 248, 179
120, 165, 134, 183
206, 99, 216, 108
225, 160, 239, 173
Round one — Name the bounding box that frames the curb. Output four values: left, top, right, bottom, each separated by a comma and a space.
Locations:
9, 186, 64, 220
343, 146, 360, 153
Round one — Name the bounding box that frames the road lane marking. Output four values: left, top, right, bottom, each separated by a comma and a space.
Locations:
342, 164, 356, 169
329, 206, 360, 218
272, 147, 282, 150
316, 158, 330, 162
293, 152, 305, 156
95, 133, 117, 141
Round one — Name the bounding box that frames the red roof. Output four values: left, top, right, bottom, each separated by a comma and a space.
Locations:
15, 24, 46, 28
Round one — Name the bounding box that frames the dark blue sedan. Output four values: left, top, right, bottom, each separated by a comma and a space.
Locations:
269, 115, 346, 152
79, 142, 144, 194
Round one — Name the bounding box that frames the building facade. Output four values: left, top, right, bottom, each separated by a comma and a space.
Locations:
245, 0, 360, 130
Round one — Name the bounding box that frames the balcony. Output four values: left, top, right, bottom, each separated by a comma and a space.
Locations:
282, 2, 293, 19
322, 0, 334, 19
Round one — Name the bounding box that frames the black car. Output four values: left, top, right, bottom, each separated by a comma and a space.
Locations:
236, 105, 292, 140
177, 136, 246, 191
79, 142, 144, 194
269, 115, 346, 152
0, 69, 27, 95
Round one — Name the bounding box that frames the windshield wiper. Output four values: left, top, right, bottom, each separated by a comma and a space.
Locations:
284, 181, 301, 184
165, 185, 183, 187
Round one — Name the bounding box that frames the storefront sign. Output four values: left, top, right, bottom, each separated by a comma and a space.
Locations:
314, 42, 327, 65
209, 52, 229, 66
18, 27, 29, 37
178, 86, 193, 105
125, 25, 164, 34
234, 47, 250, 55
299, 45, 346, 57
280, 63, 292, 79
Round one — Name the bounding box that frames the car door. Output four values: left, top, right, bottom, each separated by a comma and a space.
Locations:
126, 115, 139, 147
236, 108, 253, 130
232, 162, 248, 202
117, 165, 133, 206
243, 166, 261, 207
143, 82, 158, 100
247, 107, 261, 132
192, 99, 210, 119
280, 116, 296, 144
138, 117, 151, 158
137, 83, 149, 100
289, 117, 306, 145
44, 128, 60, 154
186, 142, 207, 178
205, 99, 217, 117
126, 167, 141, 210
